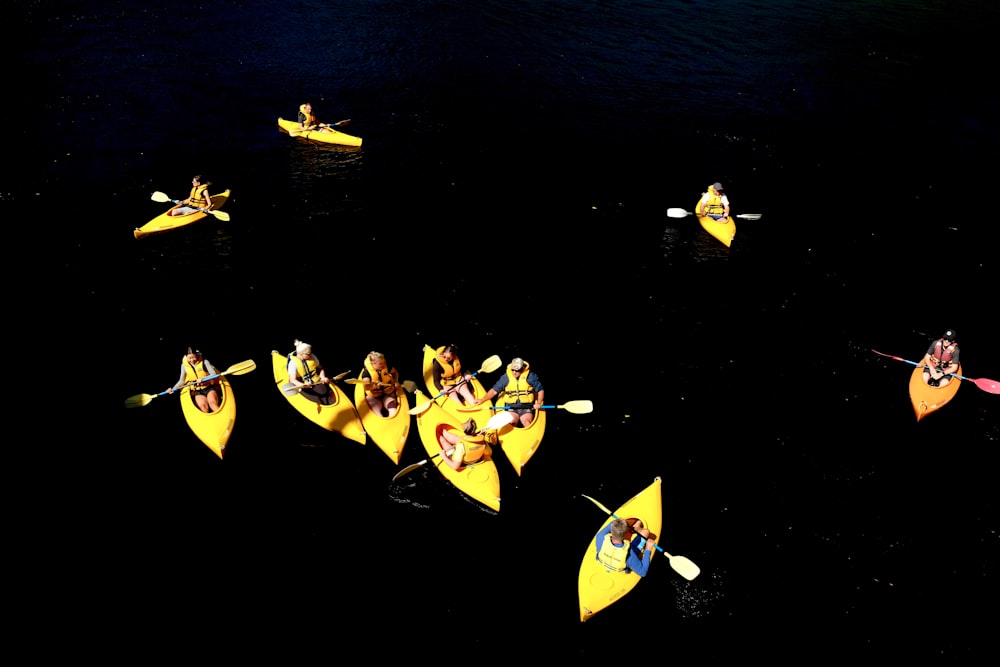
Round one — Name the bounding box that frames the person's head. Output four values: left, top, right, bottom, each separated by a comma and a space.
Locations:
610, 518, 629, 542
509, 357, 527, 374
712, 182, 724, 194
184, 346, 203, 364
192, 174, 204, 185
462, 418, 478, 435
368, 351, 386, 369
941, 329, 958, 344
300, 102, 312, 113
442, 344, 459, 361
295, 339, 313, 357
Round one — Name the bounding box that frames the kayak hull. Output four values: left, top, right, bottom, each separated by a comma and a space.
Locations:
277, 117, 363, 146
134, 189, 231, 240
493, 407, 546, 475
413, 390, 501, 512
579, 477, 663, 622
696, 209, 736, 248
909, 364, 962, 421
353, 363, 411, 464
271, 351, 366, 444
180, 376, 235, 459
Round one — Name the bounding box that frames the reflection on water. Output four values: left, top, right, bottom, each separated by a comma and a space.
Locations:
661, 219, 730, 264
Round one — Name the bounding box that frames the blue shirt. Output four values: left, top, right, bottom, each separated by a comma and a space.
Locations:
594, 524, 652, 577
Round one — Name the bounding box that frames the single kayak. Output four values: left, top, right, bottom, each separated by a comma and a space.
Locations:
909, 363, 962, 421
277, 117, 363, 147
420, 344, 495, 427
412, 389, 501, 512
179, 376, 235, 460
271, 350, 366, 444
134, 189, 231, 240
475, 406, 545, 476
578, 477, 663, 622
696, 207, 736, 248
352, 364, 411, 464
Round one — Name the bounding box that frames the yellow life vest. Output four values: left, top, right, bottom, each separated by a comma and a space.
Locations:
182, 357, 218, 386
700, 186, 725, 216
299, 104, 317, 127
363, 357, 396, 397
450, 433, 487, 466
291, 354, 322, 383
596, 534, 630, 572
501, 363, 535, 406
188, 183, 209, 208
435, 346, 463, 385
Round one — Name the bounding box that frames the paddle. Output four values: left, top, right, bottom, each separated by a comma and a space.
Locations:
391, 412, 515, 482
289, 119, 351, 136
581, 494, 701, 581
410, 354, 504, 416
344, 379, 418, 393
281, 370, 353, 397
666, 208, 761, 221
124, 359, 257, 408
473, 400, 594, 415
151, 191, 231, 221
871, 349, 1000, 394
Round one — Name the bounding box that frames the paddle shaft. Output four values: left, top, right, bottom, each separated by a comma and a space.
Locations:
871, 349, 999, 393
124, 359, 256, 408
667, 207, 761, 220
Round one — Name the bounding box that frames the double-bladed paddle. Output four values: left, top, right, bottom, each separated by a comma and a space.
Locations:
281, 370, 353, 397
871, 349, 1000, 394
581, 494, 701, 581
344, 378, 418, 393
124, 359, 256, 408
289, 119, 351, 136
391, 411, 515, 482
411, 354, 503, 416
461, 399, 594, 414
666, 208, 762, 220
151, 191, 231, 221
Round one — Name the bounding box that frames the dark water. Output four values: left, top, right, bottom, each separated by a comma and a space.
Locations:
25, 0, 998, 658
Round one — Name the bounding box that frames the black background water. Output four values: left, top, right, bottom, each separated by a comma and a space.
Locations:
21, 0, 998, 658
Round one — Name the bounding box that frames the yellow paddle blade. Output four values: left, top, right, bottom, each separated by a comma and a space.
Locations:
666, 554, 701, 581
207, 209, 231, 222
581, 494, 615, 516
225, 360, 256, 375
479, 355, 503, 374
344, 378, 370, 385
124, 393, 157, 408
559, 400, 593, 414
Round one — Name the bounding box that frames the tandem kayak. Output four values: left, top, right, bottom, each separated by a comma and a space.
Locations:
179, 376, 235, 460
352, 364, 411, 464
696, 207, 736, 248
579, 477, 663, 622
271, 350, 366, 444
909, 364, 962, 421
412, 389, 501, 512
277, 117, 363, 147
134, 189, 231, 240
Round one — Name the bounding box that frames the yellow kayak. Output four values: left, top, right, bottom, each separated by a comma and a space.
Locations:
421, 344, 495, 427
489, 407, 545, 476
352, 362, 411, 464
134, 189, 231, 240
271, 350, 366, 444
179, 376, 235, 460
413, 390, 501, 512
578, 477, 663, 622
696, 208, 736, 248
277, 117, 363, 147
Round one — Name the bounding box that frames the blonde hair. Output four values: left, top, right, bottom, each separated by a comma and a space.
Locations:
368, 351, 385, 362
294, 339, 311, 354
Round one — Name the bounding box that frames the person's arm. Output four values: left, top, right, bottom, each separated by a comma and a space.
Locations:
530, 374, 544, 409
695, 192, 708, 215
169, 365, 187, 392
627, 536, 656, 577
432, 360, 444, 392
721, 194, 730, 218
201, 187, 213, 211
288, 359, 306, 386
314, 355, 329, 382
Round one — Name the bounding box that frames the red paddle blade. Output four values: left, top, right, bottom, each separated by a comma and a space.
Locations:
972, 377, 1000, 394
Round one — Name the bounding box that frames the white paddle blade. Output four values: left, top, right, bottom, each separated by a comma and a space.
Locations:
670, 555, 701, 581
667, 208, 693, 218
484, 411, 515, 431
151, 191, 172, 203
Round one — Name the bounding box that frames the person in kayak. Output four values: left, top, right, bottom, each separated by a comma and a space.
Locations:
594, 518, 657, 576
438, 417, 489, 470
167, 347, 221, 413
431, 343, 477, 406
168, 175, 214, 216
473, 357, 544, 427
360, 350, 400, 418
922, 329, 960, 387
287, 340, 335, 405
695, 182, 730, 221
297, 102, 337, 133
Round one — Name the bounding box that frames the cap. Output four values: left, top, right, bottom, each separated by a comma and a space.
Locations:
942, 329, 957, 341
510, 357, 526, 371
712, 182, 724, 191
